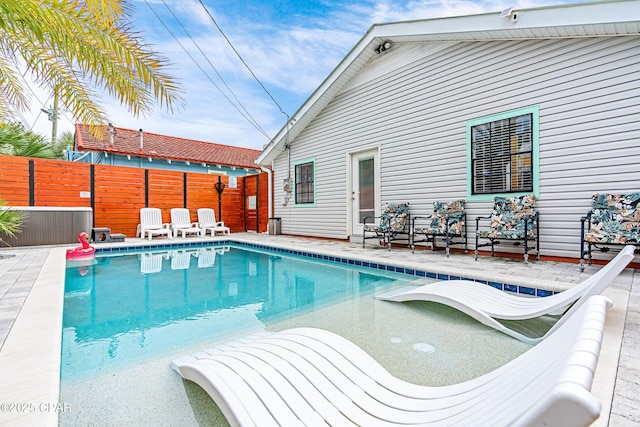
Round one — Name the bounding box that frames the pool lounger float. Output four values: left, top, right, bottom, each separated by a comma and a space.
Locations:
377, 245, 634, 344
171, 295, 610, 427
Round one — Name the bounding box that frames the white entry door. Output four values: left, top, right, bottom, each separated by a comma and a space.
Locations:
350, 149, 379, 236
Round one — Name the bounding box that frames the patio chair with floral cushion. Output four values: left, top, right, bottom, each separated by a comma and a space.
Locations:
475, 194, 540, 263
362, 202, 410, 250
411, 199, 467, 257
580, 192, 640, 271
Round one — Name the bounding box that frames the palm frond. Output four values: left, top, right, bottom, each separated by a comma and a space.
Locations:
0, 49, 31, 113
0, 0, 184, 133
0, 200, 24, 246
0, 122, 57, 159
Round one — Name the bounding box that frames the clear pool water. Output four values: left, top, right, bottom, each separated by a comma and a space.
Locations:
60, 244, 535, 426
61, 245, 417, 381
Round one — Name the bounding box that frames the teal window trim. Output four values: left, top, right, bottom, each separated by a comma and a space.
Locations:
293, 157, 316, 207
466, 105, 540, 202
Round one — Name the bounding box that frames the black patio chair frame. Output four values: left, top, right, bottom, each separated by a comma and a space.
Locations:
580, 210, 640, 272
475, 211, 540, 264
362, 203, 411, 251
411, 213, 468, 257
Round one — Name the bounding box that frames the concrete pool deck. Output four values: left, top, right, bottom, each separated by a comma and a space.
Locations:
0, 233, 638, 426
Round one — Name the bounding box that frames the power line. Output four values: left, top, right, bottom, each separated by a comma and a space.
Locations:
144, 111, 258, 130
158, 0, 268, 137
144, 0, 268, 138
143, 0, 271, 139
15, 64, 51, 132
16, 58, 78, 134
197, 0, 289, 121
100, 99, 256, 130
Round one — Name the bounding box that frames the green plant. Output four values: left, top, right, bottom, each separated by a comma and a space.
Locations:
0, 200, 24, 246
0, 122, 57, 159
53, 131, 75, 159
0, 0, 183, 138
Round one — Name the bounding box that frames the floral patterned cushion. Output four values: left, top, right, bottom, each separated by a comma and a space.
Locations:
477, 194, 537, 240
363, 202, 409, 233
584, 192, 640, 244
415, 200, 465, 236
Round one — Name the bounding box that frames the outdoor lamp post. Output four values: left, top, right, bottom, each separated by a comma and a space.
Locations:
214, 177, 226, 221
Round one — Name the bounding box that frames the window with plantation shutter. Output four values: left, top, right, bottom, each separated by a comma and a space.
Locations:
471, 113, 533, 195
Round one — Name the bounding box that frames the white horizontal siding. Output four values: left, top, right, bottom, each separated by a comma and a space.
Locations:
273, 35, 640, 260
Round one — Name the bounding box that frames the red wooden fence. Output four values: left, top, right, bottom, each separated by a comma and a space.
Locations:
94, 164, 145, 236
0, 155, 30, 205
0, 154, 268, 237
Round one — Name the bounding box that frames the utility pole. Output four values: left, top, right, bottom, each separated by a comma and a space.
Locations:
41, 88, 58, 144
51, 91, 58, 145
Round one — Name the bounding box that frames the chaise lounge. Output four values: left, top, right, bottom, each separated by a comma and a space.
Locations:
377, 244, 634, 344
198, 208, 231, 236
172, 295, 610, 427
139, 208, 173, 241
171, 208, 203, 238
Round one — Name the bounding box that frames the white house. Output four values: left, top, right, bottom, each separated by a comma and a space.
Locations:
256, 1, 640, 261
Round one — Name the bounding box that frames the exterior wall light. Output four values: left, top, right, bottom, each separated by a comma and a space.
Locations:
214, 177, 226, 221
374, 41, 392, 54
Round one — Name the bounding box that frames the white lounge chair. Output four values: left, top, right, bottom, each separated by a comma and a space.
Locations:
172, 295, 610, 427
139, 208, 172, 241
198, 208, 230, 236
171, 208, 203, 238
377, 244, 635, 344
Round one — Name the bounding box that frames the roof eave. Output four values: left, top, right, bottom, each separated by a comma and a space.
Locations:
80, 148, 260, 170
256, 0, 640, 165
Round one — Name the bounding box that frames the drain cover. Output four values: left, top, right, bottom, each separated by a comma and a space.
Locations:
413, 343, 435, 354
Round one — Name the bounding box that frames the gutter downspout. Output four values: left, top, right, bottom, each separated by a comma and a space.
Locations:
261, 165, 273, 221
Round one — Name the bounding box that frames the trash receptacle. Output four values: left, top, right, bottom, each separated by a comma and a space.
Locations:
268, 217, 281, 235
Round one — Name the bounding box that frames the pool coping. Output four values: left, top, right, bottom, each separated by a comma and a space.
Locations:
0, 236, 631, 426
0, 247, 65, 426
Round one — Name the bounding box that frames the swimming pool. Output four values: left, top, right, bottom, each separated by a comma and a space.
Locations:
60, 243, 534, 426
61, 244, 420, 380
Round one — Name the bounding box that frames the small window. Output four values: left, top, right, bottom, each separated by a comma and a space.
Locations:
295, 160, 315, 204
471, 112, 534, 195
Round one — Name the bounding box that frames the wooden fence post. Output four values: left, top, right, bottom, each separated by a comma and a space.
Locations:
29, 160, 35, 206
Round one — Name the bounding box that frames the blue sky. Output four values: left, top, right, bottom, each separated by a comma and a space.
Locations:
27, 0, 582, 150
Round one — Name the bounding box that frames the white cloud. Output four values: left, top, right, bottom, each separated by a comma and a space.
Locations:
234, 27, 358, 95
16, 0, 585, 150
